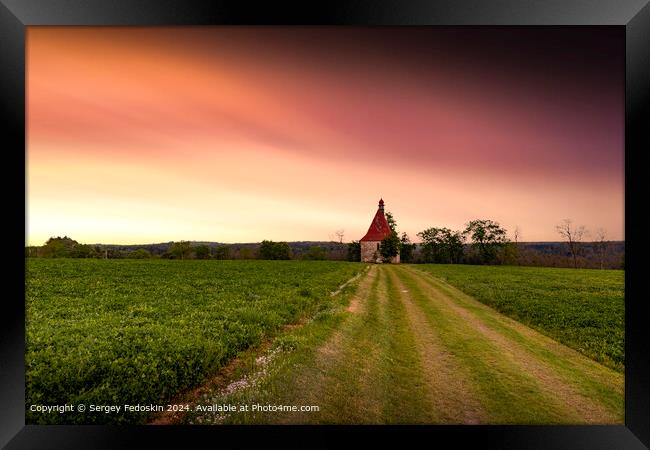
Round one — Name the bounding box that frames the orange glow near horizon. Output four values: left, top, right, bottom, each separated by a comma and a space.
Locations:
26, 27, 624, 246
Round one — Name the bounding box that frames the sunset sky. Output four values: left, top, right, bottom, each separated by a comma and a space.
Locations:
26, 27, 624, 245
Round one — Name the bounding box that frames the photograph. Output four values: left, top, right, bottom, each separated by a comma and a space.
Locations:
25, 26, 625, 426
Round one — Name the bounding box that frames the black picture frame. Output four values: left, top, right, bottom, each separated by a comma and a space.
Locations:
2, 1, 649, 448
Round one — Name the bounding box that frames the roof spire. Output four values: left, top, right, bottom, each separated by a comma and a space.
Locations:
360, 198, 391, 242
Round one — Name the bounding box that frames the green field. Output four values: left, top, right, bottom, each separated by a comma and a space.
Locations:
179, 265, 623, 425
25, 259, 363, 424
413, 264, 624, 372
26, 259, 624, 425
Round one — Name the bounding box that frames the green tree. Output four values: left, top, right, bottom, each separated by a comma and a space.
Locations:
69, 243, 96, 258
259, 240, 292, 260
347, 241, 361, 262
194, 244, 211, 260
385, 211, 397, 232
399, 233, 416, 263
417, 227, 465, 263
127, 249, 151, 259
214, 245, 230, 260
463, 219, 508, 264
169, 241, 192, 260
41, 236, 79, 258
379, 231, 401, 261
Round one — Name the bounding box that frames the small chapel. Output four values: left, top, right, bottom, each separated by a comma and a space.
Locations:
360, 198, 400, 264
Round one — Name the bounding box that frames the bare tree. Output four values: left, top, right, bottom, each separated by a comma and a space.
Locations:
595, 228, 609, 270
508, 225, 521, 265
555, 219, 587, 269
335, 229, 345, 244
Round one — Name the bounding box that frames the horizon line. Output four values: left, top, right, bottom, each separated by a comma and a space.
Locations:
25, 238, 627, 247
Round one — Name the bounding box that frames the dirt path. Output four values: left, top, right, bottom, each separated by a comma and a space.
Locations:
167, 264, 624, 425
385, 269, 486, 423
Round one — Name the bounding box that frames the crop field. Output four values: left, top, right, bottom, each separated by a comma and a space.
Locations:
25, 260, 624, 425
25, 259, 363, 424
413, 265, 624, 372
174, 265, 622, 425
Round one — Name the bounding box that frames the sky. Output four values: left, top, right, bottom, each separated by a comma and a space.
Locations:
26, 27, 624, 245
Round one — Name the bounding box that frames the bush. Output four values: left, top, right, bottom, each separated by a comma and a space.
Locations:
194, 245, 211, 260
127, 249, 151, 259
303, 246, 327, 260
259, 240, 292, 260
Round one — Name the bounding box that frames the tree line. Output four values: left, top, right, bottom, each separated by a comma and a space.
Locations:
25, 237, 347, 261
346, 215, 623, 269
26, 217, 623, 269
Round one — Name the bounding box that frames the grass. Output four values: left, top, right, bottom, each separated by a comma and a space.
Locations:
25, 258, 363, 424
181, 265, 622, 425
26, 260, 623, 425
419, 275, 623, 417
181, 266, 372, 425
396, 268, 578, 423
412, 264, 624, 372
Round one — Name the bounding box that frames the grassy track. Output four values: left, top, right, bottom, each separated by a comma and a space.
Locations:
185, 265, 623, 425
25, 259, 363, 424
413, 264, 624, 372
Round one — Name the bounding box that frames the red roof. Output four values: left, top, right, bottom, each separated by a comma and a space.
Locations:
360, 200, 392, 242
